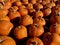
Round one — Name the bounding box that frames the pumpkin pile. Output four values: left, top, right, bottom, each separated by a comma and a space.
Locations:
0, 0, 60, 45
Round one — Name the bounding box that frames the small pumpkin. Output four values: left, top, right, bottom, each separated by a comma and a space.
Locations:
3, 2, 12, 10
45, 2, 56, 8
43, 32, 60, 45
19, 8, 28, 16
33, 3, 43, 10
0, 20, 13, 35
33, 11, 43, 18
43, 8, 52, 16
22, 0, 28, 5
42, 0, 51, 5
36, 0, 42, 3
29, 24, 44, 37
14, 1, 22, 7
50, 12, 60, 24
9, 7, 21, 20
29, 0, 36, 4
26, 37, 44, 45
20, 15, 33, 26
49, 23, 60, 34
26, 3, 33, 9
0, 35, 16, 45
0, 16, 10, 21
28, 8, 35, 14
33, 17, 46, 26
0, 9, 8, 18
14, 25, 27, 39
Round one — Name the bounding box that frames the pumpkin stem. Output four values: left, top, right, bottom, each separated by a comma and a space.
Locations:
30, 42, 38, 45
34, 24, 38, 27
18, 26, 21, 29
57, 12, 60, 16
0, 40, 3, 43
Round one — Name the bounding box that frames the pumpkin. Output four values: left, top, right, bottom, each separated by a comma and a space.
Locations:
50, 12, 60, 24
26, 37, 44, 45
45, 2, 56, 8
0, 16, 10, 21
0, 35, 16, 45
14, 25, 27, 39
42, 0, 50, 5
3, 2, 12, 10
28, 8, 35, 14
49, 23, 60, 34
29, 24, 44, 37
43, 8, 52, 16
19, 8, 28, 16
12, 6, 19, 11
0, 9, 8, 18
0, 20, 13, 35
33, 3, 43, 10
14, 1, 22, 7
26, 3, 33, 9
29, 0, 36, 4
33, 11, 43, 18
33, 17, 46, 26
36, 0, 42, 3
43, 32, 60, 45
22, 0, 28, 5
8, 7, 21, 20
20, 15, 33, 26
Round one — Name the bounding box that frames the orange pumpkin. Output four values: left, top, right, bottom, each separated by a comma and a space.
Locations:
0, 9, 8, 18
43, 8, 52, 16
50, 12, 60, 24
0, 20, 13, 35
20, 15, 33, 26
22, 0, 28, 5
19, 8, 28, 16
36, 0, 42, 3
3, 2, 12, 10
29, 24, 44, 37
33, 17, 46, 26
29, 0, 36, 4
26, 37, 44, 45
45, 2, 56, 8
43, 32, 60, 45
14, 1, 22, 7
0, 35, 16, 45
42, 0, 50, 5
9, 7, 21, 20
49, 23, 60, 34
0, 16, 10, 21
33, 11, 43, 18
9, 11, 21, 20
14, 25, 27, 39
33, 3, 43, 10
26, 3, 33, 9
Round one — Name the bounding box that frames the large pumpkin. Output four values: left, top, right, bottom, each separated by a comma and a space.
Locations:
26, 37, 44, 45
0, 20, 13, 35
0, 35, 16, 45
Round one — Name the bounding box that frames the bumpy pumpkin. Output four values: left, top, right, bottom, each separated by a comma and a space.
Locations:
0, 35, 16, 45
0, 9, 8, 18
0, 16, 10, 21
43, 32, 60, 45
33, 17, 46, 26
0, 20, 13, 35
14, 25, 27, 39
20, 15, 33, 26
26, 37, 44, 45
50, 12, 60, 24
29, 24, 44, 37
49, 23, 60, 34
